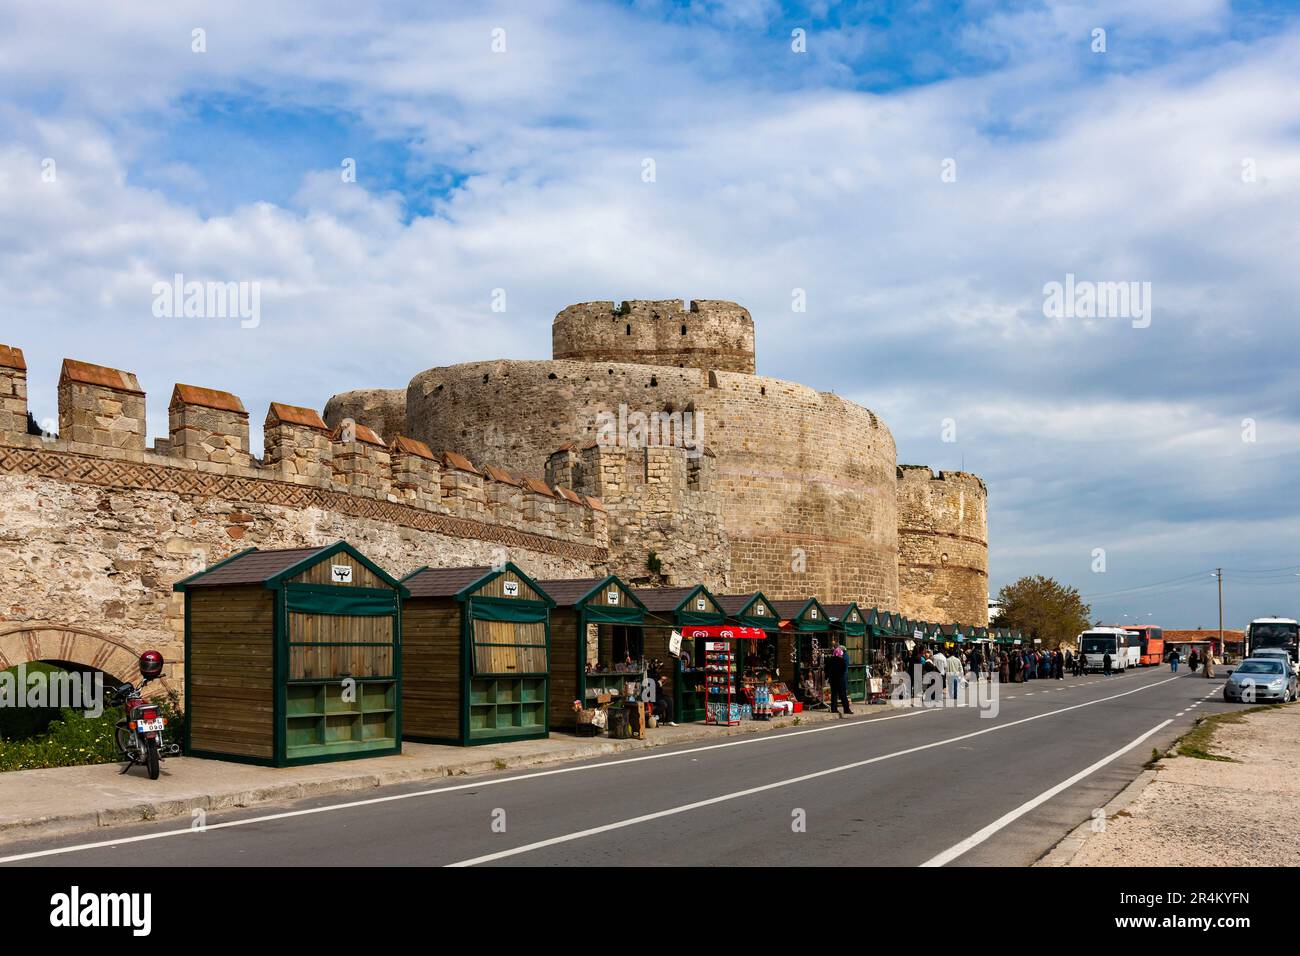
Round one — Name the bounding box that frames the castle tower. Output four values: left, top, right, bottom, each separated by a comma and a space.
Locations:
552, 299, 755, 373
896, 466, 989, 625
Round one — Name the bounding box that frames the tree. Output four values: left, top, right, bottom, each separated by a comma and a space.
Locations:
995, 575, 1091, 650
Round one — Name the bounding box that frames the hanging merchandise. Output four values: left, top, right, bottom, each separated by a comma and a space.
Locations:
703, 640, 739, 726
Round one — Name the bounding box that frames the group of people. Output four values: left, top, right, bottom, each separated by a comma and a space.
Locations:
885, 643, 1098, 693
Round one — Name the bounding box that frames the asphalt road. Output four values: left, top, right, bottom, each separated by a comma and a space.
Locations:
0, 666, 1234, 867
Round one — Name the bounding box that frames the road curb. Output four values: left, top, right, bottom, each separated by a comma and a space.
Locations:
0, 706, 884, 844
1034, 767, 1158, 867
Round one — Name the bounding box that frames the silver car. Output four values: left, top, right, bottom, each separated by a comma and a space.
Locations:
1224, 658, 1296, 703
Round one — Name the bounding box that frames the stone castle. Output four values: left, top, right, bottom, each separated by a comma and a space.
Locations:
0, 300, 986, 690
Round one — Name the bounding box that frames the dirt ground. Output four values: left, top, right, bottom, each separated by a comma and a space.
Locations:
1069, 703, 1300, 866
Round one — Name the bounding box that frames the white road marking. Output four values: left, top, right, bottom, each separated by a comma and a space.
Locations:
0, 707, 933, 864
445, 674, 1182, 867
920, 718, 1173, 867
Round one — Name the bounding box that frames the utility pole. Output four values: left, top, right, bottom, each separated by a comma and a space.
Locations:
1216, 568, 1224, 659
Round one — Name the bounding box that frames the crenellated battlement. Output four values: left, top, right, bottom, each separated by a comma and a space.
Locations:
0, 346, 607, 556
545, 439, 725, 587
552, 299, 755, 374
897, 464, 988, 496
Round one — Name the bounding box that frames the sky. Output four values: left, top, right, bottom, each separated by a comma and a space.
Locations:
1, 0, 1298, 628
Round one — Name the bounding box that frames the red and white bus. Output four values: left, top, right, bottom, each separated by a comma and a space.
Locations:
1124, 625, 1164, 666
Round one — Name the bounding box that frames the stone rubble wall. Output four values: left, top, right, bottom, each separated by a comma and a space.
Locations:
896, 465, 989, 626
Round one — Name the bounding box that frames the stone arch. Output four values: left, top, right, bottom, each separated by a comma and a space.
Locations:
0, 622, 173, 694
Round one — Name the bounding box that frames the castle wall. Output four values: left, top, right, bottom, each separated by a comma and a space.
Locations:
0, 348, 607, 692
896, 466, 989, 626
553, 299, 755, 374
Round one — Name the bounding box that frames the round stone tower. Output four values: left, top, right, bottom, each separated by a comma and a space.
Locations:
895, 466, 989, 626
552, 299, 755, 374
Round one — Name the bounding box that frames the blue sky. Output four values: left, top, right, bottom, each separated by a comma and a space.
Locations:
1, 0, 1299, 627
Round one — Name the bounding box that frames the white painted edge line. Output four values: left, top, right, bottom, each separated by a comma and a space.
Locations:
0, 706, 933, 864
445, 675, 1181, 867
920, 718, 1173, 868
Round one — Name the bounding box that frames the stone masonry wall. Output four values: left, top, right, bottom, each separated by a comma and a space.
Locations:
896, 465, 989, 626
546, 442, 727, 588
553, 300, 755, 374
0, 346, 609, 693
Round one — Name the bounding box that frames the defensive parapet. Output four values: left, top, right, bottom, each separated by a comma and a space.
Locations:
896, 465, 989, 626
552, 299, 755, 373
546, 439, 726, 588
0, 344, 608, 557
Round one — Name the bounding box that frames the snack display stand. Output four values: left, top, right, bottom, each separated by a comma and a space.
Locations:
703, 640, 738, 726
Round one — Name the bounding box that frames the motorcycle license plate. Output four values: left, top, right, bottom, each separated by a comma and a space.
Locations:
136, 718, 164, 733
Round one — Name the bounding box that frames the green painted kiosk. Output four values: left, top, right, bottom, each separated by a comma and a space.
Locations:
176, 541, 407, 767
771, 597, 832, 697
826, 602, 868, 701
537, 575, 647, 731
716, 591, 783, 706
400, 563, 554, 746
634, 585, 726, 724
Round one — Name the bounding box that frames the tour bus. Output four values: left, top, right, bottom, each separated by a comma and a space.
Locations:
1123, 625, 1164, 666
1079, 627, 1135, 672
1245, 617, 1299, 667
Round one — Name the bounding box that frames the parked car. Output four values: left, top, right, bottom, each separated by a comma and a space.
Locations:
1223, 658, 1296, 703
1247, 647, 1298, 677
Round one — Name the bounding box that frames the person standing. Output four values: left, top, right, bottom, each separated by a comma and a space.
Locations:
1103, 651, 1112, 676
1204, 652, 1216, 678
946, 651, 962, 700
1169, 648, 1180, 673
825, 640, 852, 715
1189, 649, 1200, 673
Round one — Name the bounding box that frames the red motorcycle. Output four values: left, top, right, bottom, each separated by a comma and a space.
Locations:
109, 650, 180, 779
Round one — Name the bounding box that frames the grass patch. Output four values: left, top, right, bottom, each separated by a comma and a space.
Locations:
1174, 703, 1285, 762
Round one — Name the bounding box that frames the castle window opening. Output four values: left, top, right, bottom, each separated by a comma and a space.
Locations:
625, 324, 631, 335
547, 372, 557, 379
681, 324, 687, 336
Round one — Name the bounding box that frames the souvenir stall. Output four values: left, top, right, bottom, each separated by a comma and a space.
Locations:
771, 597, 832, 709
537, 575, 650, 736
176, 541, 407, 767
826, 602, 868, 702
678, 625, 769, 724
400, 563, 554, 746
716, 591, 791, 715
633, 584, 726, 724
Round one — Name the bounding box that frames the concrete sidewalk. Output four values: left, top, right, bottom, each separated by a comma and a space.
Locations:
0, 706, 870, 843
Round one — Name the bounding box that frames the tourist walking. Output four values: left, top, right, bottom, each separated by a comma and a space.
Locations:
1189, 649, 1200, 673
999, 651, 1009, 684
1169, 649, 1180, 673
945, 651, 962, 699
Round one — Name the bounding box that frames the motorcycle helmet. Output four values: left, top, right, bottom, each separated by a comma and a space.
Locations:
138, 649, 165, 680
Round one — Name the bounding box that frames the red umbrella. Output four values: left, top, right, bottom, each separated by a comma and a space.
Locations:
679, 625, 766, 641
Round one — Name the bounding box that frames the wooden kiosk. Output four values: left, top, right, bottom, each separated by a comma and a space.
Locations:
176, 541, 407, 767
771, 597, 832, 695
826, 602, 868, 701
400, 563, 554, 746
537, 575, 647, 732
635, 584, 727, 724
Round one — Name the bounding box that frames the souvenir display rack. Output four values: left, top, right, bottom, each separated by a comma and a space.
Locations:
704, 640, 738, 725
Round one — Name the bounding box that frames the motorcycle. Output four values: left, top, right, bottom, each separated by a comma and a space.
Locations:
109, 650, 181, 779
